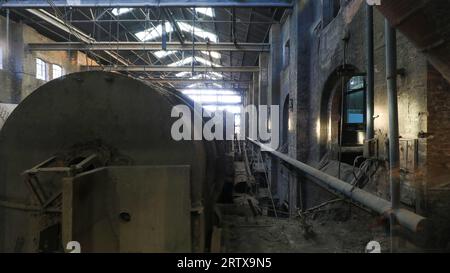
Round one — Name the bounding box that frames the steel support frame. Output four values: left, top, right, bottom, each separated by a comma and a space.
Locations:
27, 42, 270, 52
82, 65, 259, 72
1, 0, 293, 8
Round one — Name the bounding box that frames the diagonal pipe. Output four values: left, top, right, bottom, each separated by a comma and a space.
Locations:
247, 138, 427, 233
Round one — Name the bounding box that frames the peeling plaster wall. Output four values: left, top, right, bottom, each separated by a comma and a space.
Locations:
0, 15, 97, 104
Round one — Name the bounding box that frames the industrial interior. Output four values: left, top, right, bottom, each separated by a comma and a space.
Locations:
0, 0, 450, 253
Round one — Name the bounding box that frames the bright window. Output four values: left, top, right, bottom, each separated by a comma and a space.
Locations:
176, 72, 223, 82
154, 50, 177, 58
36, 58, 47, 81
52, 64, 63, 79
135, 22, 174, 42
168, 56, 221, 67
345, 76, 365, 124
177, 22, 218, 43
112, 8, 133, 16
191, 8, 215, 17
201, 51, 221, 59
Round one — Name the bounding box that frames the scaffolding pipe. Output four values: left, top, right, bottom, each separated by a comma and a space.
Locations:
366, 4, 375, 140
247, 138, 426, 233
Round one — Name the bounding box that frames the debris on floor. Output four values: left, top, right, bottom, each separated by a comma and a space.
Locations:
220, 203, 391, 253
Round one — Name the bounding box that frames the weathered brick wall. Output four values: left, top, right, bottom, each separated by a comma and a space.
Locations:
272, 0, 432, 210
423, 66, 450, 247
427, 65, 450, 187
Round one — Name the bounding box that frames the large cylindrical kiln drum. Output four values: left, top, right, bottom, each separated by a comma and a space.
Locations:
0, 71, 225, 252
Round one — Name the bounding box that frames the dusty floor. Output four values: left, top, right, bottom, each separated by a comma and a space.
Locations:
221, 203, 391, 253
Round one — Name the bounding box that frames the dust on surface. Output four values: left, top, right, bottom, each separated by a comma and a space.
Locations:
221, 204, 391, 253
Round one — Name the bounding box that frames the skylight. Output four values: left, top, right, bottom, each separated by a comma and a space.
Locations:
168, 56, 222, 67
112, 8, 133, 16
154, 50, 177, 58
168, 56, 195, 67
135, 21, 218, 43
178, 22, 218, 43
201, 51, 221, 59
135, 21, 173, 41
209, 72, 224, 79
175, 72, 223, 80
175, 72, 191, 77
191, 8, 215, 18
190, 73, 222, 80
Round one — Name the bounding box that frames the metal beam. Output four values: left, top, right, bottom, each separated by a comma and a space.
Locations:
145, 78, 250, 84
247, 139, 427, 234
1, 0, 293, 8
81, 65, 259, 72
25, 9, 129, 66
27, 42, 270, 52
163, 8, 186, 44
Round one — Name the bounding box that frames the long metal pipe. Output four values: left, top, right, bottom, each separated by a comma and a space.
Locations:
27, 42, 270, 52
247, 138, 426, 233
365, 4, 375, 140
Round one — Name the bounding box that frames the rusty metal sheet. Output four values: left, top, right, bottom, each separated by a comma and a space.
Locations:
63, 165, 191, 253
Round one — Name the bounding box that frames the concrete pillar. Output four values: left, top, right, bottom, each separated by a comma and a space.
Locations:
268, 24, 282, 200
269, 24, 282, 108
258, 53, 269, 107
252, 72, 259, 107
9, 20, 24, 103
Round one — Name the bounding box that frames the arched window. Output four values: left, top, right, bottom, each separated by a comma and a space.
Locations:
345, 76, 365, 125
342, 75, 366, 146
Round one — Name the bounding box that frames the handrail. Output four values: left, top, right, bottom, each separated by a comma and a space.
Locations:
247, 138, 427, 233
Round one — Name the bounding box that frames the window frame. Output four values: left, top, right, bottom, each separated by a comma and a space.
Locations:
343, 76, 366, 129
52, 64, 64, 79
36, 58, 48, 81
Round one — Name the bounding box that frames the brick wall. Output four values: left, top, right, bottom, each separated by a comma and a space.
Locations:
427, 65, 450, 187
